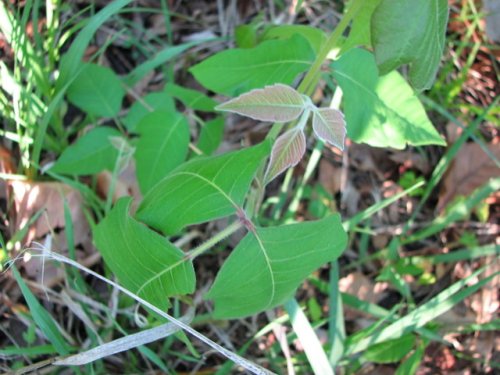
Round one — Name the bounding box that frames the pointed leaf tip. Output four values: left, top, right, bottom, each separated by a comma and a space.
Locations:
265, 127, 306, 183
216, 84, 306, 123
312, 108, 346, 150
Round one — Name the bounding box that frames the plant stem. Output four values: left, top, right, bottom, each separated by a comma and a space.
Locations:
297, 0, 364, 96
186, 220, 243, 261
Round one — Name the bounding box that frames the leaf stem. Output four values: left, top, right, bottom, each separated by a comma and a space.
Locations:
297, 0, 364, 96
186, 220, 243, 261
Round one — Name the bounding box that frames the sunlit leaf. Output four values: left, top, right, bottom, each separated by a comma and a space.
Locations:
135, 111, 190, 194
136, 142, 270, 235
371, 0, 449, 91
190, 35, 315, 96
216, 84, 306, 122
94, 198, 195, 311
265, 127, 306, 183
206, 214, 347, 318
331, 49, 445, 149
312, 108, 346, 150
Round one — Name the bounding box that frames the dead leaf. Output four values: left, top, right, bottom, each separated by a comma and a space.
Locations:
339, 272, 388, 307
96, 160, 141, 212
9, 181, 89, 250
318, 159, 342, 195
389, 150, 431, 174
437, 142, 500, 212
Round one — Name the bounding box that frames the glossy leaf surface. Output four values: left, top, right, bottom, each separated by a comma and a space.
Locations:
190, 35, 315, 96
94, 198, 196, 310
216, 84, 306, 122
206, 214, 347, 318
331, 49, 445, 149
371, 0, 449, 90
136, 142, 270, 235
135, 111, 190, 194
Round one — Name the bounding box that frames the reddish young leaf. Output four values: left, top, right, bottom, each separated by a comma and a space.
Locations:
265, 127, 306, 183
216, 84, 306, 123
312, 108, 346, 150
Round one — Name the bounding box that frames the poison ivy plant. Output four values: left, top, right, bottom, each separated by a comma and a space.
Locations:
215, 83, 346, 182
136, 142, 270, 235
94, 198, 196, 311
190, 34, 315, 96
331, 48, 445, 149
206, 214, 347, 318
371, 0, 449, 91
134, 111, 190, 193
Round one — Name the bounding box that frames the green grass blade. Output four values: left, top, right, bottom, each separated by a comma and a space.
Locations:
404, 177, 500, 243
344, 265, 498, 355
11, 266, 71, 355
284, 298, 334, 375
328, 261, 345, 367
344, 180, 425, 231
56, 0, 131, 90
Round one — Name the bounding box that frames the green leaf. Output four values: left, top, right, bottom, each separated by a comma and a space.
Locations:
190, 35, 315, 96
197, 117, 225, 155
216, 84, 306, 122
164, 83, 217, 112
371, 0, 449, 91
94, 198, 195, 311
235, 24, 259, 48
331, 48, 445, 149
12, 267, 70, 355
67, 63, 125, 117
135, 111, 190, 194
123, 92, 176, 132
51, 127, 122, 175
395, 341, 426, 375
136, 142, 270, 235
340, 0, 381, 53
364, 334, 415, 363
261, 25, 326, 53
206, 214, 347, 318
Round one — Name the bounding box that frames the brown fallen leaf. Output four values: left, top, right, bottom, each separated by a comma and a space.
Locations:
318, 159, 342, 195
9, 180, 89, 250
437, 141, 500, 212
96, 160, 141, 212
